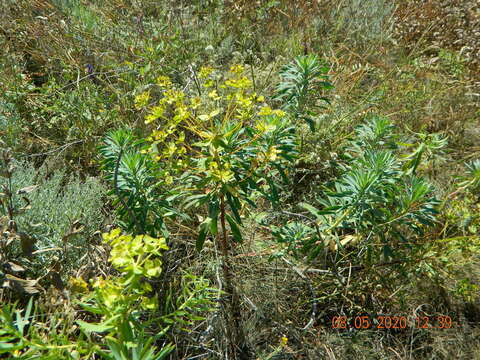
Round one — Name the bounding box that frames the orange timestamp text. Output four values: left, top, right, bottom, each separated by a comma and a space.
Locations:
331, 315, 454, 330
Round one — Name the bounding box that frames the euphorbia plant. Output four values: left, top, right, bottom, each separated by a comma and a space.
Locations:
76, 230, 173, 359
139, 64, 298, 358
75, 229, 216, 360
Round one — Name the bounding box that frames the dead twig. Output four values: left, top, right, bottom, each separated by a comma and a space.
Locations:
23, 140, 84, 158
280, 256, 317, 330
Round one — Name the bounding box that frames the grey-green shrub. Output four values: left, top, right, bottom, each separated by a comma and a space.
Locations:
2, 160, 106, 278
0, 99, 22, 149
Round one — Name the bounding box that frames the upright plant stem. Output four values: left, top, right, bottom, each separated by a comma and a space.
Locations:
218, 193, 248, 359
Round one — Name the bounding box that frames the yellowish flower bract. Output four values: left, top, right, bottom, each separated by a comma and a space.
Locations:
87, 230, 171, 315
229, 64, 245, 74
258, 106, 273, 116
198, 66, 214, 78
156, 75, 172, 88
191, 96, 201, 109
208, 89, 220, 100
203, 79, 215, 88
68, 277, 89, 293
134, 91, 150, 109
224, 76, 252, 89
145, 105, 165, 124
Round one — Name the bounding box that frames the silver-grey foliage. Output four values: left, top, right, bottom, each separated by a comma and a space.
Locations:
2, 161, 106, 277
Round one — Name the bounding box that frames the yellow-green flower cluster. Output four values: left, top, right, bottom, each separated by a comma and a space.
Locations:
89, 275, 158, 310
141, 76, 192, 166
90, 276, 124, 308
199, 66, 214, 79
84, 229, 170, 311
103, 228, 168, 278
144, 80, 187, 125
157, 75, 172, 87
229, 64, 245, 74
68, 276, 89, 294
139, 65, 287, 176
208, 161, 234, 184
198, 66, 215, 88
258, 105, 285, 117
224, 76, 252, 89
223, 64, 252, 89
134, 91, 150, 109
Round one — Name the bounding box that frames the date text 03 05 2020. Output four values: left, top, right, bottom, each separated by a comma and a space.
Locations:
331, 315, 453, 330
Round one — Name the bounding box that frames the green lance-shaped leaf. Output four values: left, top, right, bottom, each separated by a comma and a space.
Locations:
0, 342, 25, 355
196, 217, 212, 251
225, 191, 242, 225
208, 199, 219, 235
77, 315, 121, 334
225, 213, 243, 243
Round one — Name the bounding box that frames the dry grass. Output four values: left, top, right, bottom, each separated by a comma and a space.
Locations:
395, 0, 480, 72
